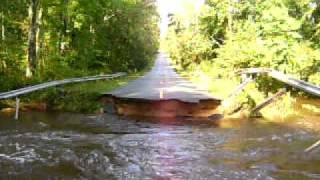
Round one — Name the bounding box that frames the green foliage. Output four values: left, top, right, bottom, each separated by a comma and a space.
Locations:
164, 0, 320, 93
164, 0, 320, 118
17, 70, 147, 113
0, 0, 159, 92
165, 28, 212, 70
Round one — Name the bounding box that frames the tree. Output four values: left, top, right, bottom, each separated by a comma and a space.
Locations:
0, 0, 159, 91
164, 0, 320, 88
27, 0, 40, 77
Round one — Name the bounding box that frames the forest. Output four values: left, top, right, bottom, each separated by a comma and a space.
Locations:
1, 1, 320, 178
0, 0, 159, 92
0, 0, 159, 112
1, 0, 320, 116
163, 0, 320, 118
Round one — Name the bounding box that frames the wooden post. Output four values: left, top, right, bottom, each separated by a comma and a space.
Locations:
227, 77, 253, 98
305, 140, 320, 153
223, 77, 253, 115
15, 97, 20, 120
250, 89, 287, 117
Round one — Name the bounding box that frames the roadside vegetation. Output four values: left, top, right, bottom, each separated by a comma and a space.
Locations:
163, 0, 320, 119
0, 71, 148, 113
0, 0, 159, 113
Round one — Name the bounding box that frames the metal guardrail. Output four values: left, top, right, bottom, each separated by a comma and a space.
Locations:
0, 72, 126, 100
237, 68, 320, 97
0, 72, 127, 119
237, 68, 320, 153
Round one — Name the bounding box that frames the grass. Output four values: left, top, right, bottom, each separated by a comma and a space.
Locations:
179, 65, 320, 121
0, 71, 146, 114
40, 71, 146, 113
1, 55, 155, 114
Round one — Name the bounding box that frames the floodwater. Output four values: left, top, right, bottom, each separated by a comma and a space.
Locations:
0, 112, 319, 179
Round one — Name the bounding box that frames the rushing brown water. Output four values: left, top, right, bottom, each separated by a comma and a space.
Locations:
0, 112, 319, 179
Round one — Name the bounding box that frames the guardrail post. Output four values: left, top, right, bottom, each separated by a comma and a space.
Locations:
305, 140, 320, 153
15, 96, 20, 120
250, 88, 287, 118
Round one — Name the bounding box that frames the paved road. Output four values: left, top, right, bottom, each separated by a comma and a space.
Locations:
105, 53, 220, 103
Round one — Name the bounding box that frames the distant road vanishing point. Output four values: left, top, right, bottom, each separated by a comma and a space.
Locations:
102, 53, 222, 118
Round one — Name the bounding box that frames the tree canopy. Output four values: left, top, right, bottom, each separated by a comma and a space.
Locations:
0, 0, 159, 91
164, 0, 320, 90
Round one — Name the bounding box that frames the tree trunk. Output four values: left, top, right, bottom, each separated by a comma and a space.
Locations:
59, 0, 68, 54
26, 0, 39, 78
227, 0, 233, 32
0, 7, 5, 71
36, 7, 42, 57
1, 8, 5, 41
